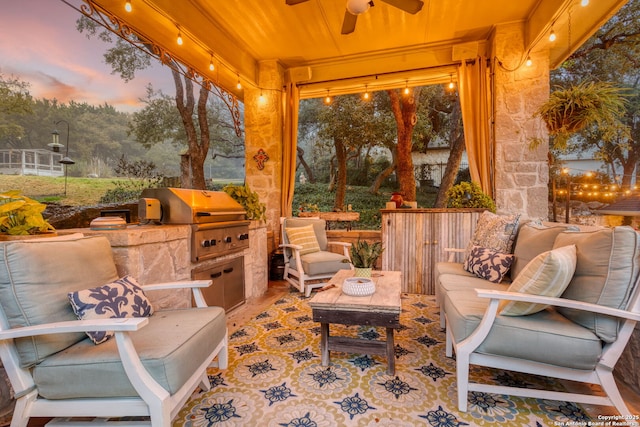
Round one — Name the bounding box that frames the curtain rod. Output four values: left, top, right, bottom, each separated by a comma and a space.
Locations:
294, 59, 481, 89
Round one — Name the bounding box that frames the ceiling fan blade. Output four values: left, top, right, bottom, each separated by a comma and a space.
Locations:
285, 0, 310, 5
380, 0, 424, 14
341, 10, 358, 34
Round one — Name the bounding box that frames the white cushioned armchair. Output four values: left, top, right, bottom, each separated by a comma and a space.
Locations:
280, 217, 352, 297
0, 235, 228, 427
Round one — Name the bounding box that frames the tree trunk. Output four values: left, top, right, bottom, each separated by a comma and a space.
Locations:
621, 158, 637, 190
171, 70, 210, 189
180, 153, 191, 188
328, 155, 336, 192
435, 135, 465, 207
191, 83, 211, 189
297, 146, 315, 183
387, 89, 419, 201
333, 138, 347, 210
435, 99, 464, 207
369, 147, 397, 194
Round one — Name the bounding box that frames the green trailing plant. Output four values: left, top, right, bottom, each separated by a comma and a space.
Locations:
347, 239, 384, 268
223, 183, 266, 221
532, 81, 628, 150
0, 190, 55, 235
445, 181, 496, 212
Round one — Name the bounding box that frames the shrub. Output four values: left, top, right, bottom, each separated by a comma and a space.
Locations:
99, 156, 163, 204
445, 181, 495, 212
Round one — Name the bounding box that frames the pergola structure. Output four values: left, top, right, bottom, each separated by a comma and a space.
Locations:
68, 0, 629, 232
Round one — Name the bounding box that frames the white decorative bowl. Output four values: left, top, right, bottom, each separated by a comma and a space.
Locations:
342, 277, 376, 297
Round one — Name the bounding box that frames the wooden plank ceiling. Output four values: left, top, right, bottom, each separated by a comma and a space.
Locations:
76, 0, 628, 100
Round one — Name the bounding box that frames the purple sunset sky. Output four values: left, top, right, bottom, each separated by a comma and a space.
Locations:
0, 0, 174, 112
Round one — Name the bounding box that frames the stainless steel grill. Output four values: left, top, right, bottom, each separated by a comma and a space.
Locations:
140, 187, 246, 224
140, 187, 251, 262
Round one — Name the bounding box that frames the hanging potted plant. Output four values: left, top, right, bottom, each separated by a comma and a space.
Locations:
346, 239, 384, 277
533, 81, 628, 150
0, 190, 56, 239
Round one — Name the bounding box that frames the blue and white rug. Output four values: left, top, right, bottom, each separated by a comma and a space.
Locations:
175, 291, 593, 426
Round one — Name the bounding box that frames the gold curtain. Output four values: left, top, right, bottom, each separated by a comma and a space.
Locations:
458, 57, 493, 197
281, 82, 300, 217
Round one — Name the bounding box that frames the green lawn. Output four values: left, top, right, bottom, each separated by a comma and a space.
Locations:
0, 175, 126, 206
0, 175, 245, 206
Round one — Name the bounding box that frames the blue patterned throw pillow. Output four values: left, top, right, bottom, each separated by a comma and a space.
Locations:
463, 246, 514, 283
68, 275, 154, 344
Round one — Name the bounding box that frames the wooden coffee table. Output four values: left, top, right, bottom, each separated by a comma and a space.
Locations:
308, 269, 402, 375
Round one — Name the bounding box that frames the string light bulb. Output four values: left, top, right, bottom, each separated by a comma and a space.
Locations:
236, 75, 242, 90
549, 29, 556, 42
363, 85, 369, 100
447, 74, 456, 91
259, 89, 266, 104
176, 29, 183, 46
209, 56, 215, 71
403, 81, 410, 95
525, 56, 532, 67
125, 0, 132, 12
324, 90, 332, 105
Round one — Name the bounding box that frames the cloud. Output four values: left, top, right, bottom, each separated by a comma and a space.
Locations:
32, 71, 82, 103
0, 1, 173, 112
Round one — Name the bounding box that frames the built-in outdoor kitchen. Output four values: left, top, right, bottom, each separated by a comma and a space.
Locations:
66, 188, 268, 312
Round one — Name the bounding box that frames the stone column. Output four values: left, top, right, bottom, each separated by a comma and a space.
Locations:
244, 60, 285, 237
491, 23, 550, 219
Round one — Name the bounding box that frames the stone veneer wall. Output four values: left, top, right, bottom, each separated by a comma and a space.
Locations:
67, 222, 268, 310
491, 23, 550, 219
244, 60, 285, 242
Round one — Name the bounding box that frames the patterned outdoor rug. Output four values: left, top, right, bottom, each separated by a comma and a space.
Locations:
174, 291, 594, 426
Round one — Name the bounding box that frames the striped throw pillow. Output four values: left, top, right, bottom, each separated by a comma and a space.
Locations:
286, 225, 321, 255
500, 244, 577, 316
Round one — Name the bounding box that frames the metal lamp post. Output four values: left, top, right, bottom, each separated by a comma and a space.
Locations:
51, 120, 75, 197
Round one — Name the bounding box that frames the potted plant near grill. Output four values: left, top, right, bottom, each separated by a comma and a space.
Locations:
222, 183, 266, 222
347, 239, 384, 278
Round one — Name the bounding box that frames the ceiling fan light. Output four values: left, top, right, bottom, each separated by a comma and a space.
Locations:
346, 0, 371, 15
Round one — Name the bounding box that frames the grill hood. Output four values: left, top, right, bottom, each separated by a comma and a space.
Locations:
140, 187, 246, 224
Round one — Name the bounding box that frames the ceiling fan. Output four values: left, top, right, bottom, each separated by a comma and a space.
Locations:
286, 0, 424, 35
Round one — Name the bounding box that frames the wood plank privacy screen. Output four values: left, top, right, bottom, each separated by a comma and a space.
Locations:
381, 209, 485, 294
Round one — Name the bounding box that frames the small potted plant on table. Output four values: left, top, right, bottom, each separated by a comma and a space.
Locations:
348, 239, 384, 277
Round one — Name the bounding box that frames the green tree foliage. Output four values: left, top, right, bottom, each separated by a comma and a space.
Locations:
316, 92, 393, 210
77, 16, 244, 190
549, 0, 640, 190
2, 97, 138, 178
0, 72, 33, 143
297, 82, 463, 212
